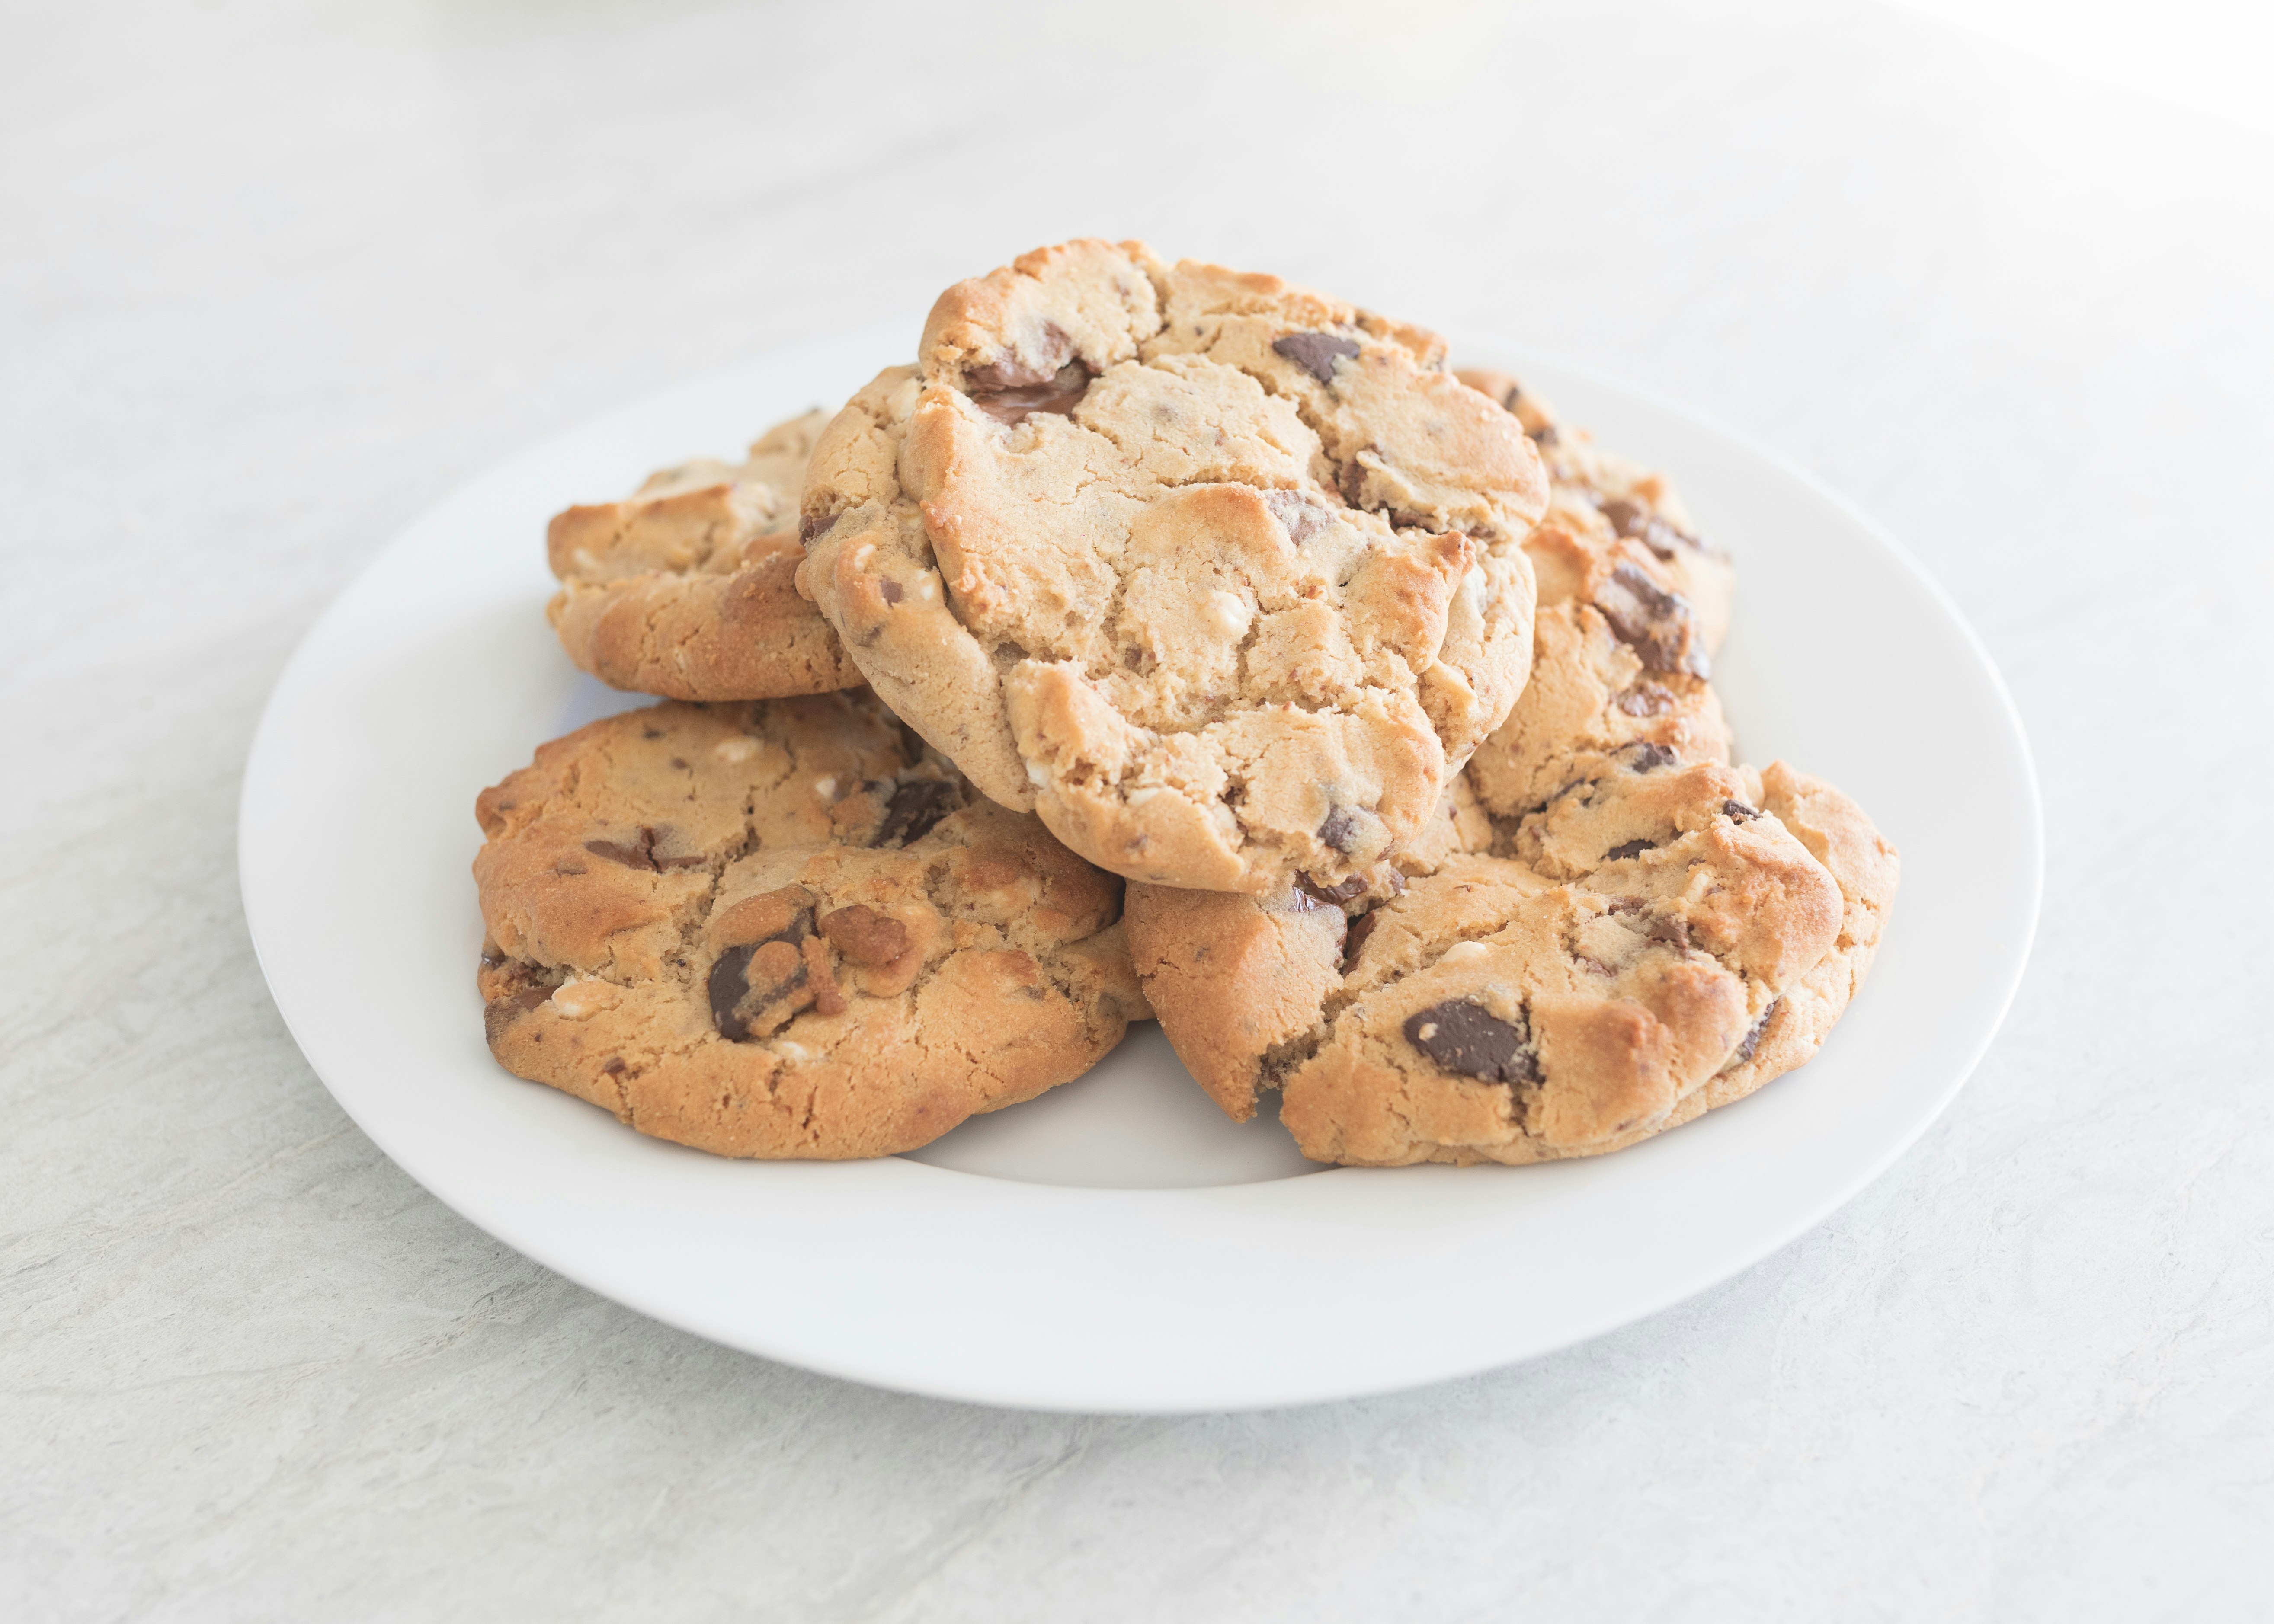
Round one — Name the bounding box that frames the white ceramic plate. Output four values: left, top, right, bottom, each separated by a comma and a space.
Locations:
239, 324, 2041, 1413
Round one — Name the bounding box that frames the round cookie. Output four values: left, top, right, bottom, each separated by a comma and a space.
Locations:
1128, 744, 1870, 1165
797, 240, 1548, 895
546, 409, 864, 700
473, 692, 1149, 1160
1453, 368, 1736, 818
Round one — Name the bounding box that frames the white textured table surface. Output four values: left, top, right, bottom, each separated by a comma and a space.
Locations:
6, 2, 2270, 1618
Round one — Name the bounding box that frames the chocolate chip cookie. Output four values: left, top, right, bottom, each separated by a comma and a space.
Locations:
474, 692, 1149, 1159
546, 410, 864, 700
1127, 744, 1877, 1165
797, 240, 1548, 895
1454, 370, 1738, 818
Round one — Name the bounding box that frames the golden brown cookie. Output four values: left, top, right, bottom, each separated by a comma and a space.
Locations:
474, 693, 1149, 1159
545, 410, 863, 700
796, 240, 1547, 895
1127, 744, 1888, 1166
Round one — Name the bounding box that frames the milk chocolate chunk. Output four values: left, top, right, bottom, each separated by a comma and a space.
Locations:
1296, 870, 1369, 907
874, 779, 955, 847
1402, 998, 1539, 1085
1599, 497, 1700, 559
1317, 806, 1362, 854
1595, 563, 1710, 678
1273, 331, 1361, 385
968, 361, 1095, 427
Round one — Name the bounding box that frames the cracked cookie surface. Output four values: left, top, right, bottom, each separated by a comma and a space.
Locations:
1127, 745, 1882, 1165
546, 410, 864, 700
1455, 369, 1737, 817
797, 240, 1548, 895
473, 692, 1149, 1159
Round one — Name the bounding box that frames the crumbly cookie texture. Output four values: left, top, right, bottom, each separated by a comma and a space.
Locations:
545, 410, 864, 700
797, 240, 1548, 895
473, 693, 1149, 1160
1455, 369, 1738, 818
1128, 745, 1885, 1165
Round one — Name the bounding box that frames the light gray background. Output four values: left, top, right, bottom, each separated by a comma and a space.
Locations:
6, 1, 2270, 1618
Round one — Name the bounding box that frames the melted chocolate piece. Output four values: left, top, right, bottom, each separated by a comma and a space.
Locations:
800, 512, 833, 545
1595, 563, 1710, 678
1600, 497, 1701, 559
601, 1057, 625, 1076
1403, 999, 1539, 1085
1342, 908, 1381, 964
1273, 331, 1361, 385
969, 361, 1095, 427
583, 826, 703, 873
1317, 806, 1362, 854
482, 983, 554, 1045
874, 779, 956, 847
1646, 916, 1691, 950
1724, 799, 1761, 822
1604, 838, 1655, 861
1619, 741, 1678, 772
1336, 457, 1370, 508
880, 579, 903, 604
707, 944, 761, 1041
1295, 870, 1369, 908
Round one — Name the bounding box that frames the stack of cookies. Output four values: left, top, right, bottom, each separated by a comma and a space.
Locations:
473, 239, 1898, 1167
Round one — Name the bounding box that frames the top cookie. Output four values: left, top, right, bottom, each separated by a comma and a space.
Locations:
798, 240, 1549, 895
546, 409, 864, 700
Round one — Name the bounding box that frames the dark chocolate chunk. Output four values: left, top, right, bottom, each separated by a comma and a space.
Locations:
874, 778, 956, 847
969, 361, 1095, 427
1402, 999, 1539, 1085
1595, 563, 1710, 678
1317, 806, 1362, 854
1724, 799, 1761, 822
1604, 838, 1655, 861
707, 943, 759, 1041
1342, 908, 1381, 964
800, 512, 833, 545
880, 579, 903, 604
1619, 741, 1678, 772
707, 921, 813, 1043
1273, 331, 1361, 385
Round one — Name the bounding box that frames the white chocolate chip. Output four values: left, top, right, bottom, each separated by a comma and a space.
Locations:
1205, 589, 1252, 639
714, 736, 758, 763
852, 543, 876, 569
549, 977, 609, 1018
1442, 941, 1489, 964
1026, 761, 1051, 787
1459, 565, 1488, 618
813, 776, 837, 800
